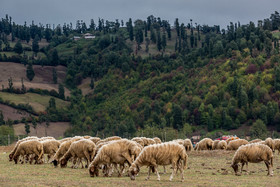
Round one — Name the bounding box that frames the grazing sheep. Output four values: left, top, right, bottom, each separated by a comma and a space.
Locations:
96, 136, 122, 146
194, 138, 213, 151
226, 139, 248, 150
231, 143, 273, 176
89, 139, 140, 177
212, 140, 220, 150
89, 137, 101, 144
38, 136, 55, 142
264, 138, 275, 152
131, 137, 145, 147
83, 135, 92, 139
12, 140, 44, 164
183, 139, 193, 151
41, 139, 60, 162
9, 136, 38, 161
153, 137, 162, 144
60, 139, 96, 169
140, 137, 156, 146
128, 142, 188, 182
249, 139, 262, 144
274, 139, 280, 154
217, 140, 227, 150
58, 137, 72, 144
52, 140, 73, 167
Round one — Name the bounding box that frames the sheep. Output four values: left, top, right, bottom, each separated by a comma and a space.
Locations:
194, 138, 213, 151
249, 138, 262, 143
83, 135, 92, 139
217, 140, 227, 150
140, 137, 156, 146
41, 139, 60, 162
183, 139, 193, 151
60, 139, 96, 169
274, 139, 280, 154
128, 142, 188, 182
153, 137, 162, 144
38, 136, 55, 142
89, 139, 141, 177
52, 140, 73, 167
9, 136, 38, 162
264, 138, 275, 152
89, 137, 101, 144
12, 140, 44, 164
58, 137, 72, 143
96, 136, 122, 146
131, 137, 145, 147
212, 140, 220, 150
226, 139, 248, 150
231, 143, 273, 176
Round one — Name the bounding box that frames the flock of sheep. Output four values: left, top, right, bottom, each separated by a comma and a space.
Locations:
7, 135, 280, 181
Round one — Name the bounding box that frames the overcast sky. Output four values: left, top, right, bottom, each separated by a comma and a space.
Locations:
0, 0, 279, 28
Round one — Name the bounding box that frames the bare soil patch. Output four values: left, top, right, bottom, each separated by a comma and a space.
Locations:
0, 103, 32, 120
13, 122, 70, 139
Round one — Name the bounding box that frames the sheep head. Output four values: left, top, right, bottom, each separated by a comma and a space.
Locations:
60, 158, 67, 168
89, 165, 99, 177
52, 159, 58, 167
9, 154, 13, 161
129, 163, 140, 180
231, 163, 238, 174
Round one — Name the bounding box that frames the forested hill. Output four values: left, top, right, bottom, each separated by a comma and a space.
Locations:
1, 12, 280, 140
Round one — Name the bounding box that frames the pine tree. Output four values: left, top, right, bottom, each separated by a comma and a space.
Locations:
24, 121, 30, 135
32, 35, 39, 53
0, 110, 4, 125
14, 40, 23, 54
31, 117, 37, 135
8, 77, 13, 92
26, 63, 35, 81
172, 104, 183, 130
52, 68, 57, 84
58, 84, 65, 100
162, 32, 167, 51
21, 77, 26, 93
157, 31, 162, 51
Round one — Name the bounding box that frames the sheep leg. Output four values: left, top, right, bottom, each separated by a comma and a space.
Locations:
169, 161, 177, 181
121, 152, 133, 165
145, 166, 152, 180
163, 166, 166, 174
264, 161, 273, 176
179, 163, 184, 182
154, 166, 161, 181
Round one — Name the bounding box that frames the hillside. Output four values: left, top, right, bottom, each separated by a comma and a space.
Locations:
1, 13, 280, 140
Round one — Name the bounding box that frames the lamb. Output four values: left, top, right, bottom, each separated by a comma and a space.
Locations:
226, 139, 248, 150
153, 137, 162, 144
12, 139, 44, 164
231, 143, 273, 176
249, 138, 262, 143
89, 139, 141, 177
52, 140, 73, 167
41, 139, 60, 162
9, 136, 38, 161
128, 142, 188, 182
212, 140, 220, 150
60, 139, 96, 169
194, 138, 213, 150
217, 140, 227, 150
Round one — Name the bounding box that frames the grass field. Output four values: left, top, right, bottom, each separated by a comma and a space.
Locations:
1, 149, 280, 186
0, 92, 69, 113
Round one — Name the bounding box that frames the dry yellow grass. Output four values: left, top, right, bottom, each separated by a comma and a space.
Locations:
1, 149, 280, 186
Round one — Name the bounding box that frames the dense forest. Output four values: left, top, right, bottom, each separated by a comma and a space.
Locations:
1, 11, 280, 139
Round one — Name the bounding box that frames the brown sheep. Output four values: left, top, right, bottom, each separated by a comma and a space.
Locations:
226, 139, 248, 150
128, 142, 188, 182
60, 139, 96, 169
52, 140, 73, 167
231, 143, 273, 176
41, 139, 60, 162
249, 138, 262, 144
194, 138, 213, 150
217, 140, 227, 150
12, 140, 44, 164
89, 139, 140, 177
183, 139, 193, 151
264, 138, 275, 152
212, 140, 220, 150
9, 136, 38, 162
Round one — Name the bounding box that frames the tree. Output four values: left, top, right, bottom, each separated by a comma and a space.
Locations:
8, 77, 13, 92
21, 77, 26, 93
250, 119, 267, 139
32, 35, 39, 53
14, 40, 23, 54
58, 84, 65, 100
49, 97, 56, 110
31, 117, 37, 135
90, 74, 94, 89
274, 66, 280, 91
52, 68, 57, 84
0, 110, 4, 125
157, 31, 162, 51
162, 32, 167, 51
172, 104, 183, 130
51, 49, 59, 66
24, 121, 30, 135
26, 63, 35, 81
